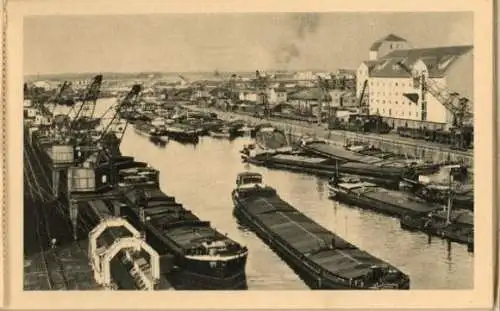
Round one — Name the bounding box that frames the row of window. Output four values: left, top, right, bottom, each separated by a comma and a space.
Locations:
371, 91, 403, 97
370, 80, 413, 88
370, 99, 414, 105
370, 107, 420, 118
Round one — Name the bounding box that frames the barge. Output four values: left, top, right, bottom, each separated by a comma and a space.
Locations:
231, 172, 410, 290
116, 164, 248, 289
300, 140, 385, 164
240, 148, 403, 189
165, 124, 200, 144
327, 177, 438, 218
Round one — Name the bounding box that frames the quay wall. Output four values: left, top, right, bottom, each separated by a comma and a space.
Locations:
189, 106, 473, 168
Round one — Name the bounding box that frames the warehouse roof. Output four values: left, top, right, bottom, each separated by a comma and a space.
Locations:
369, 45, 473, 78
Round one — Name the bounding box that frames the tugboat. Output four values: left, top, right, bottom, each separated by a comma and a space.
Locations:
231, 172, 410, 289
133, 121, 169, 146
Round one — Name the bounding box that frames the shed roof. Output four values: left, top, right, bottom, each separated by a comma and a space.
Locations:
370, 45, 473, 78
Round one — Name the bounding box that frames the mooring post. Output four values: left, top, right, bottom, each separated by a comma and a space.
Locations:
52, 169, 60, 197
69, 199, 79, 240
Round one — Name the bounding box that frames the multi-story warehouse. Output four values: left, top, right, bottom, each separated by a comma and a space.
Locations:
356, 34, 473, 130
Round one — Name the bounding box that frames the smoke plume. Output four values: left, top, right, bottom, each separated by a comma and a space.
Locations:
274, 13, 321, 68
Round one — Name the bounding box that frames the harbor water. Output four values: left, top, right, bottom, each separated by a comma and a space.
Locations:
72, 99, 474, 289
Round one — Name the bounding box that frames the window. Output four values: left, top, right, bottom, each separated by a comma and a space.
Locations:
382, 100, 385, 104
389, 109, 392, 116
416, 112, 419, 117
395, 101, 398, 104
409, 111, 412, 116
383, 109, 385, 113
401, 111, 404, 116
395, 82, 398, 86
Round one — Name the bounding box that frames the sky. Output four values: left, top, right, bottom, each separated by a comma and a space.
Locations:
23, 12, 473, 75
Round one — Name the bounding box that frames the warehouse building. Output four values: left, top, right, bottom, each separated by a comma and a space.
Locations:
357, 34, 473, 129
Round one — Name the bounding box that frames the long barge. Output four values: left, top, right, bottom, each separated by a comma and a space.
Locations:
231, 172, 410, 290
115, 163, 248, 289
300, 140, 386, 164
327, 177, 438, 218
241, 148, 403, 188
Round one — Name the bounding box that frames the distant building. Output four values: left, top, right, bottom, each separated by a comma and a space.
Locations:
293, 71, 316, 87
357, 34, 473, 129
288, 87, 331, 115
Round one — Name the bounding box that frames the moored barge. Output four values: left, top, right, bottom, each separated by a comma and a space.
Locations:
165, 124, 200, 144
328, 177, 438, 218
400, 207, 474, 250
232, 172, 410, 290
240, 148, 402, 189
116, 164, 248, 289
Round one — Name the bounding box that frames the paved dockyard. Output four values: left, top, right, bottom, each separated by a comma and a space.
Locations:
24, 239, 101, 290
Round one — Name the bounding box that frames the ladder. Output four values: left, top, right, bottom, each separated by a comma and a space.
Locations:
129, 257, 154, 291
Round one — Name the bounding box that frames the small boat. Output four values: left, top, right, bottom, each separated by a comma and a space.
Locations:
134, 121, 169, 145
209, 126, 232, 139
231, 172, 410, 290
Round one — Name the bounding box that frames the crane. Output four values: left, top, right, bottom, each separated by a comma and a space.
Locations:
357, 80, 369, 115
396, 61, 473, 129
71, 74, 104, 124
49, 81, 73, 114
98, 84, 143, 158
72, 84, 142, 165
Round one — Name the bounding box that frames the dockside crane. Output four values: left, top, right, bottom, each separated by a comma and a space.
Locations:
48, 81, 73, 114
396, 61, 473, 129
396, 61, 473, 149
70, 75, 104, 124
72, 84, 142, 165
98, 84, 143, 158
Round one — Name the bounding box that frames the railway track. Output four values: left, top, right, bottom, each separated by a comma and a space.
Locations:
24, 147, 70, 290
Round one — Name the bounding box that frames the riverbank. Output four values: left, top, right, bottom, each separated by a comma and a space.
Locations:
185, 105, 473, 167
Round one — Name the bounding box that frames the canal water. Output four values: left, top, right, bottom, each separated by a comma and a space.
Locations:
94, 99, 473, 289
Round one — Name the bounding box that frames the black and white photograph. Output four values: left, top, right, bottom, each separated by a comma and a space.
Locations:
6, 0, 494, 309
